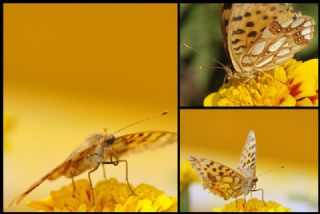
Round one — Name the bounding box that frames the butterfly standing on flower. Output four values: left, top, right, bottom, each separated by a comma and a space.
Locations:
8, 110, 177, 207
220, 3, 315, 84
188, 130, 261, 201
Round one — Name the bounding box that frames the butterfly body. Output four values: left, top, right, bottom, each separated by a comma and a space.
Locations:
220, 3, 315, 83
189, 130, 257, 200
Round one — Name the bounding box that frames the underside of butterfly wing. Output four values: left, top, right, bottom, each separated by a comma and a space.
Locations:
237, 130, 256, 179
242, 14, 315, 72
226, 4, 295, 74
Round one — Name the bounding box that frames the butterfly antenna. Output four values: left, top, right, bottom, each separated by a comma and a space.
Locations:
112, 110, 168, 135
182, 42, 228, 69
257, 166, 284, 177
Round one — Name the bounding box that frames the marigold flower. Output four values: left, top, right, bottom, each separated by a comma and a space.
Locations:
204, 59, 318, 106
180, 161, 200, 192
213, 198, 291, 212
27, 178, 177, 212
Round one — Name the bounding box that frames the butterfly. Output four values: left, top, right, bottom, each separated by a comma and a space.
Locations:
8, 110, 177, 207
220, 3, 315, 83
188, 130, 259, 200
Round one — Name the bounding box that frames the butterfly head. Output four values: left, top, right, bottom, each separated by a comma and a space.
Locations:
251, 177, 258, 189
99, 135, 116, 146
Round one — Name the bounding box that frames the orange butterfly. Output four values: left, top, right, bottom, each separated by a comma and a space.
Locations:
8, 110, 177, 207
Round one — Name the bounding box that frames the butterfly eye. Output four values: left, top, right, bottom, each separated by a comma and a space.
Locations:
106, 135, 115, 145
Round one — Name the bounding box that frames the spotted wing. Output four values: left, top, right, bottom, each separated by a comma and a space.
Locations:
188, 156, 246, 200
237, 130, 256, 179
226, 3, 295, 73
220, 3, 232, 64
107, 131, 177, 159
7, 135, 100, 207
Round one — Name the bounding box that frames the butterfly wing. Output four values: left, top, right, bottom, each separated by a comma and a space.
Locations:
237, 130, 256, 179
220, 4, 232, 64
107, 131, 177, 159
226, 3, 295, 73
243, 14, 315, 72
7, 135, 100, 207
48, 134, 101, 179
188, 156, 247, 200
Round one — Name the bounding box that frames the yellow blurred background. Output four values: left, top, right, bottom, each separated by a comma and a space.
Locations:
4, 4, 177, 211
181, 110, 318, 212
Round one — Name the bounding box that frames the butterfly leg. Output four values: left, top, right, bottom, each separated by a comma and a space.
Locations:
250, 188, 266, 206
101, 155, 136, 195
102, 164, 107, 180
243, 82, 256, 106
88, 164, 101, 206
71, 176, 76, 197
243, 194, 247, 210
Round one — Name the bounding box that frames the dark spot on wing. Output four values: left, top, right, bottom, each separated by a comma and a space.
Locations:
263, 15, 268, 20
219, 172, 224, 176
232, 29, 245, 35
244, 12, 251, 17
234, 45, 246, 51
224, 19, 229, 27
246, 21, 254, 27
232, 39, 240, 44
232, 16, 243, 21
248, 31, 257, 37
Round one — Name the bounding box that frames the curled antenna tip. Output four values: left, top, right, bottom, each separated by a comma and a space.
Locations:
161, 110, 169, 115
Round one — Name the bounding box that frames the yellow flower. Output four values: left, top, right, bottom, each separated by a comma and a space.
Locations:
204, 59, 318, 106
180, 161, 200, 192
27, 178, 177, 212
213, 198, 291, 212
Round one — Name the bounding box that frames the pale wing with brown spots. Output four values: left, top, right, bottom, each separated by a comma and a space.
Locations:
237, 130, 256, 178
188, 130, 258, 200
105, 131, 177, 159
221, 3, 315, 81
188, 156, 247, 200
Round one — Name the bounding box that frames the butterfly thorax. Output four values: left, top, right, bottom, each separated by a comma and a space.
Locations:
63, 135, 115, 178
